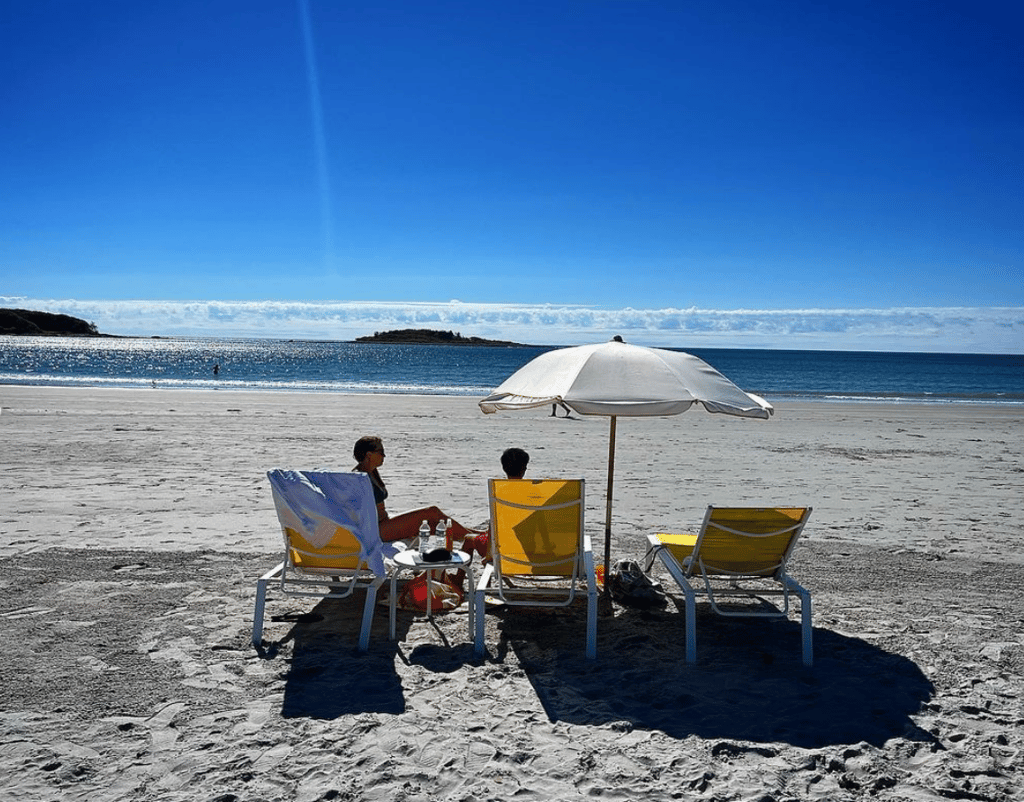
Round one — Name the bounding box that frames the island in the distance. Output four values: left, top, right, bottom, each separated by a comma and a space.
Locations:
354, 328, 530, 346
1, 311, 533, 347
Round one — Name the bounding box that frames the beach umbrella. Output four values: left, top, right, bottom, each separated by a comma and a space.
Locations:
479, 336, 773, 597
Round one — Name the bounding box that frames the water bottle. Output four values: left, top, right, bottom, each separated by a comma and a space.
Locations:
418, 519, 431, 555
435, 519, 446, 553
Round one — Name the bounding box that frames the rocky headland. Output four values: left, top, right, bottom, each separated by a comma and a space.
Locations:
0, 308, 107, 337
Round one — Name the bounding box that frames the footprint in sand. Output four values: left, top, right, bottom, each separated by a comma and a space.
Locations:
465, 740, 495, 772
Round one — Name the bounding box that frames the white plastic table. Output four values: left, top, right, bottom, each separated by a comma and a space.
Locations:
389, 549, 475, 641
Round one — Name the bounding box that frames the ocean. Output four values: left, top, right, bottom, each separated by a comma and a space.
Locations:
1, 335, 1022, 405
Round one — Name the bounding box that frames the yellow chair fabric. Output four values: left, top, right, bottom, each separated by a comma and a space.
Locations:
491, 479, 586, 578
682, 507, 807, 577
285, 525, 362, 571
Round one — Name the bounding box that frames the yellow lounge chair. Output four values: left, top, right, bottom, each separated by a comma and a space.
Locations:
474, 478, 597, 660
644, 506, 813, 666
254, 470, 394, 652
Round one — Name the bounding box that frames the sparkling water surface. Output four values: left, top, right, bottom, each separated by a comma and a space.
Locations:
1, 336, 1021, 404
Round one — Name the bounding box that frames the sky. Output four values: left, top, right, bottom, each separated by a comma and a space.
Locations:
1, 0, 1022, 352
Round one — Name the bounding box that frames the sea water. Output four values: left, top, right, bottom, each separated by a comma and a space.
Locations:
1, 336, 1021, 405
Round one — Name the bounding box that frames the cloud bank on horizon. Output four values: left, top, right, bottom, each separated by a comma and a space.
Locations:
4, 297, 1021, 354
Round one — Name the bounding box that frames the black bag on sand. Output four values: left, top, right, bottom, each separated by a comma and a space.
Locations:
609, 560, 668, 610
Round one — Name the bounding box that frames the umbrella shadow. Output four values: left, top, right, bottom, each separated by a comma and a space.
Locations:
494, 603, 936, 748
262, 597, 407, 719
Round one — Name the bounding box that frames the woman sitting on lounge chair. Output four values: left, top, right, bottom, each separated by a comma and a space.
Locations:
353, 436, 482, 544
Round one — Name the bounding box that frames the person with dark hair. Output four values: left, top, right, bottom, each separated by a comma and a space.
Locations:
353, 435, 480, 543
500, 447, 530, 479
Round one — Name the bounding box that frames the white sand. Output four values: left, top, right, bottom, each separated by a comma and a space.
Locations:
1, 386, 1022, 801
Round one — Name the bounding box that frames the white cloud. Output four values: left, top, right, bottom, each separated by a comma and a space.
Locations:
3, 297, 1022, 353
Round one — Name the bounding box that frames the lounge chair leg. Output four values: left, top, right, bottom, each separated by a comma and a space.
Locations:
798, 585, 813, 667
253, 562, 283, 647
465, 563, 476, 642
683, 589, 697, 664
253, 579, 268, 646
586, 590, 598, 660
389, 572, 400, 640
474, 586, 486, 657
651, 544, 697, 664
802, 603, 813, 667
359, 577, 385, 652
781, 576, 813, 667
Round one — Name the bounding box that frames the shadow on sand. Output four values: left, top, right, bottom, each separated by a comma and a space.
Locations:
262, 591, 935, 748
267, 597, 476, 719
493, 602, 936, 749
261, 597, 405, 719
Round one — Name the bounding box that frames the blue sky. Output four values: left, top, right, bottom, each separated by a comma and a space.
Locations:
2, 1, 1022, 352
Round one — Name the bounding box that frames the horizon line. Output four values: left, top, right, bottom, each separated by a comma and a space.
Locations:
3, 296, 1022, 355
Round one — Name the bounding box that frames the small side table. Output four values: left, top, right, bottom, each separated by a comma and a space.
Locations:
390, 549, 475, 641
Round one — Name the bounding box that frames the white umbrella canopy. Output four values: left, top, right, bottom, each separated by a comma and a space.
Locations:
480, 338, 773, 418
479, 337, 773, 597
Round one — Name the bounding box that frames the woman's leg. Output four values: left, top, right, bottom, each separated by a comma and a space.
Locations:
378, 506, 483, 543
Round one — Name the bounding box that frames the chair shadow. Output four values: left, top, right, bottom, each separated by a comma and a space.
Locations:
262, 597, 407, 719
265, 595, 478, 719
494, 602, 937, 749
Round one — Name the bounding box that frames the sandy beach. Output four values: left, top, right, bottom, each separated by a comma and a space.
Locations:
1, 385, 1022, 801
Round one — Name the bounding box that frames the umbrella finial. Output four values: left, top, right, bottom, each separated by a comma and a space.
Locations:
611, 335, 624, 343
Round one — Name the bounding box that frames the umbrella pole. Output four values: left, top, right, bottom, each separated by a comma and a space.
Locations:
603, 415, 616, 599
